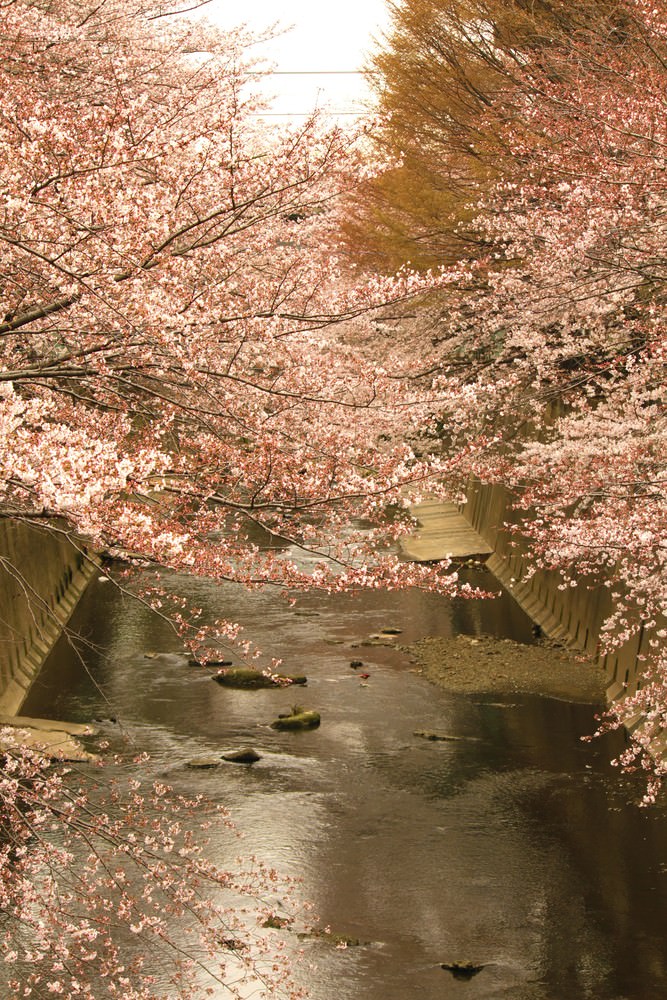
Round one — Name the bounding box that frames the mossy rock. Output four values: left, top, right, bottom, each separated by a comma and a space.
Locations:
270, 710, 320, 731
213, 668, 307, 689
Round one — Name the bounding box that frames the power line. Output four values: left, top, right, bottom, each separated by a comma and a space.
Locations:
271, 70, 367, 75
249, 111, 365, 117
244, 70, 378, 76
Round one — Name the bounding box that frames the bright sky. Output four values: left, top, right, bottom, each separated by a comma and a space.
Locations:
202, 0, 391, 119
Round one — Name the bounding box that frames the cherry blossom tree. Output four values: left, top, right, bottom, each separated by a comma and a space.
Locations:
0, 734, 312, 999
481, 0, 667, 799
0, 0, 471, 632
0, 1, 479, 995
362, 0, 666, 794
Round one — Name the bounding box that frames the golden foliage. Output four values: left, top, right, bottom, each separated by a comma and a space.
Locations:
343, 0, 627, 271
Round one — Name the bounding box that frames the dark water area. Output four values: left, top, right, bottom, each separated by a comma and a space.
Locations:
23, 566, 667, 1000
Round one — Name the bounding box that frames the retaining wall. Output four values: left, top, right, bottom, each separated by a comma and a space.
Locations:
0, 520, 97, 714
461, 480, 657, 704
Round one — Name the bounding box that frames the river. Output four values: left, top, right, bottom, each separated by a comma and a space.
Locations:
22, 564, 667, 1000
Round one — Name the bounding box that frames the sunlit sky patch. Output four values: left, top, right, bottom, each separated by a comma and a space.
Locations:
202, 0, 390, 119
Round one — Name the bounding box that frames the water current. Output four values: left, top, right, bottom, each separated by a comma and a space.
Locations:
23, 564, 667, 1000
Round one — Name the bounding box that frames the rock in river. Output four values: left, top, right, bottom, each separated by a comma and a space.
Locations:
222, 747, 262, 764
270, 710, 320, 731
186, 757, 222, 769
441, 961, 485, 979
212, 668, 307, 689
415, 730, 469, 742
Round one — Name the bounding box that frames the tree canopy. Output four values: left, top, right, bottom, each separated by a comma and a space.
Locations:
0, 2, 469, 995
347, 0, 637, 269
0, 0, 471, 656
350, 0, 667, 794
1, 1, 667, 994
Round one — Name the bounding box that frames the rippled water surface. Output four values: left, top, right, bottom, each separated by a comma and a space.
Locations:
24, 568, 667, 1000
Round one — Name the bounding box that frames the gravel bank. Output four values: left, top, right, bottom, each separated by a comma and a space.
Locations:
404, 633, 607, 703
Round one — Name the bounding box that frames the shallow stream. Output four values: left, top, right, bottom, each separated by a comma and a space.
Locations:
23, 566, 667, 1000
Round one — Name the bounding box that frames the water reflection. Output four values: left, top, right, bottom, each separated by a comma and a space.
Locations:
22, 568, 667, 1000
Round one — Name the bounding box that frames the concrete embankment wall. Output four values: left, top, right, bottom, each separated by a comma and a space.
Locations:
462, 480, 656, 703
0, 520, 97, 714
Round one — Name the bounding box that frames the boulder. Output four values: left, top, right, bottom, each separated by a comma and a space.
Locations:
270, 710, 320, 731
212, 668, 307, 688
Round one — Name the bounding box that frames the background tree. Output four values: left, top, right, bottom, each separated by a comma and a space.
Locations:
345, 0, 624, 270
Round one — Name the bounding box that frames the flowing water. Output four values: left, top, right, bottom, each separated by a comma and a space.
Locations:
23, 565, 667, 1000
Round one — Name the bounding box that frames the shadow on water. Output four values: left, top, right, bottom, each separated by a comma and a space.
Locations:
22, 564, 667, 1000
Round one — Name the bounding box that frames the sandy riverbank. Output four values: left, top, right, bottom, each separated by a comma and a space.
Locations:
404, 633, 608, 703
